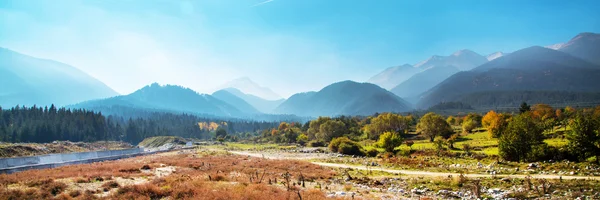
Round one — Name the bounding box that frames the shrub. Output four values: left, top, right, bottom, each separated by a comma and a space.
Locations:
377, 131, 403, 153
329, 137, 364, 156
69, 190, 82, 198
337, 142, 363, 156
365, 148, 379, 157
102, 181, 120, 190
41, 181, 67, 196
307, 140, 325, 147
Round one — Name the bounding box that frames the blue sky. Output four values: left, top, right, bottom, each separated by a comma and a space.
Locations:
1, 0, 599, 97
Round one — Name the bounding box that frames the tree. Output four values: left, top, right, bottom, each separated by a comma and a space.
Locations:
216, 128, 228, 139
498, 113, 545, 162
296, 133, 309, 146
328, 137, 363, 156
482, 110, 510, 138
317, 120, 346, 142
307, 117, 331, 140
446, 134, 459, 149
377, 131, 404, 153
446, 116, 456, 126
531, 104, 556, 131
364, 113, 412, 140
519, 102, 531, 114
462, 113, 482, 133
566, 112, 600, 163
417, 112, 454, 142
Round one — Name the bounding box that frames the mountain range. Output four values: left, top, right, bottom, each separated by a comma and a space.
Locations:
2, 32, 600, 118
418, 33, 600, 109
381, 49, 489, 100
274, 81, 412, 117
215, 77, 283, 100
0, 48, 118, 107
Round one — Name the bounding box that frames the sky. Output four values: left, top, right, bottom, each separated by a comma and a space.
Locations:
1, 0, 599, 98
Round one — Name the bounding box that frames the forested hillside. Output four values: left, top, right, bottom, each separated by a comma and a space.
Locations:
0, 105, 280, 145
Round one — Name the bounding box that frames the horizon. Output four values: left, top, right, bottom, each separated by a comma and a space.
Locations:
1, 0, 599, 98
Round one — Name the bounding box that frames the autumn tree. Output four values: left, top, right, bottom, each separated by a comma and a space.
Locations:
417, 112, 454, 142
377, 131, 404, 153
482, 110, 510, 138
498, 113, 545, 162
531, 104, 557, 131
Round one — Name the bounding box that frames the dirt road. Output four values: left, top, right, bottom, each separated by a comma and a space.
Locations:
230, 151, 600, 180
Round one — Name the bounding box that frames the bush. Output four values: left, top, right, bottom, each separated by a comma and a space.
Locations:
365, 148, 379, 157
337, 142, 363, 156
307, 140, 325, 147
328, 137, 364, 156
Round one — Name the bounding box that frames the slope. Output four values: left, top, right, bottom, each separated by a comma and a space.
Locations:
274, 81, 412, 117
212, 89, 261, 114
0, 48, 118, 107
222, 88, 284, 113
74, 83, 243, 117
418, 46, 600, 109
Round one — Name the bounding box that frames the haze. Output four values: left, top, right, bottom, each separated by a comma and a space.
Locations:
1, 0, 599, 97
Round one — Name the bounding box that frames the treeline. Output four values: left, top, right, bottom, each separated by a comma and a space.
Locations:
0, 105, 279, 145
255, 103, 600, 163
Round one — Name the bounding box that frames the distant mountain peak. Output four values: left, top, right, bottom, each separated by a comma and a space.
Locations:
545, 43, 564, 50
217, 77, 282, 100
452, 49, 479, 57
486, 52, 507, 61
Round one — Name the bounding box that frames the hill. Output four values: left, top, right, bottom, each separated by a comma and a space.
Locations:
418, 46, 600, 109
274, 81, 412, 117
390, 65, 460, 99
0, 48, 118, 107
74, 83, 244, 117
216, 77, 282, 100
367, 64, 419, 90
556, 32, 600, 65
212, 89, 261, 114
222, 88, 285, 113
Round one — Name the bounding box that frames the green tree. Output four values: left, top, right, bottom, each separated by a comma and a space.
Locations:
462, 113, 482, 133
416, 112, 453, 142
307, 117, 331, 140
317, 120, 346, 142
216, 128, 228, 139
364, 113, 412, 140
498, 113, 545, 162
296, 133, 309, 146
566, 112, 600, 163
519, 102, 531, 114
377, 131, 404, 153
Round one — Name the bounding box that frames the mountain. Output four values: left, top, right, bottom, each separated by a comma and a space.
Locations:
222, 88, 284, 113
0, 48, 118, 107
212, 89, 261, 114
367, 64, 419, 89
390, 65, 460, 99
74, 83, 244, 117
556, 32, 600, 65
387, 49, 487, 99
418, 46, 600, 109
545, 43, 564, 50
216, 77, 282, 100
274, 81, 412, 117
414, 49, 488, 71
486, 52, 508, 61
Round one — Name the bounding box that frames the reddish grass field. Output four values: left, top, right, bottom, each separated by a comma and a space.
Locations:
0, 150, 340, 200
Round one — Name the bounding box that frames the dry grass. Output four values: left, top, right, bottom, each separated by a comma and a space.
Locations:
0, 150, 339, 199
